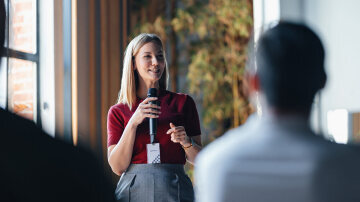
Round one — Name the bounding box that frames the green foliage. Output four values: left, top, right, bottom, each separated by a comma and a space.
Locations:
173, 0, 254, 138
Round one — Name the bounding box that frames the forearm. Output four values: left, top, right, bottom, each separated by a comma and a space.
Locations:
185, 142, 202, 165
108, 121, 137, 175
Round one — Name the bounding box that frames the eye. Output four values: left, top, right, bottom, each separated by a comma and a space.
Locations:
157, 55, 164, 60
144, 55, 151, 58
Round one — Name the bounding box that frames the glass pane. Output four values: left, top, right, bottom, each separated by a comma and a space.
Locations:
0, 57, 8, 109
8, 0, 37, 54
8, 58, 36, 121
4, 0, 9, 48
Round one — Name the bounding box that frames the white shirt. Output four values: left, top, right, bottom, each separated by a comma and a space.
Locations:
195, 114, 360, 202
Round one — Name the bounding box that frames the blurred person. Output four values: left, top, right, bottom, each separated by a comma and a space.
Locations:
0, 1, 114, 201
107, 33, 202, 202
195, 22, 360, 202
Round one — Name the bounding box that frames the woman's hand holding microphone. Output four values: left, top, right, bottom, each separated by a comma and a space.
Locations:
129, 97, 161, 126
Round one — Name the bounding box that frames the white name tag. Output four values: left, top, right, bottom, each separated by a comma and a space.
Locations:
146, 143, 161, 164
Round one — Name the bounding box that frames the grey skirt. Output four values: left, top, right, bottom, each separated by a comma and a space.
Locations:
115, 164, 194, 202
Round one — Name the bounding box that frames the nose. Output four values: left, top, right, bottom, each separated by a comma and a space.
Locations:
152, 57, 158, 66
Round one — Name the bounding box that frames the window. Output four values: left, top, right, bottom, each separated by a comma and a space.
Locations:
1, 0, 40, 124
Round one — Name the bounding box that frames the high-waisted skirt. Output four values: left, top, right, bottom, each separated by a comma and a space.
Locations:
115, 164, 194, 202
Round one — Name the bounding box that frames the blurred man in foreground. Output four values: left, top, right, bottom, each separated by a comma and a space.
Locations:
196, 22, 360, 202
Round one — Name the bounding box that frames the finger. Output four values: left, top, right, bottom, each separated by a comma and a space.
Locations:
145, 113, 160, 119
172, 137, 181, 143
142, 108, 161, 114
151, 104, 161, 109
167, 128, 175, 134
174, 131, 186, 138
171, 133, 185, 143
173, 130, 185, 136
167, 127, 184, 134
174, 126, 185, 132
167, 123, 175, 134
142, 103, 161, 110
167, 123, 177, 134
170, 134, 177, 142
171, 134, 178, 141
142, 97, 158, 104
170, 122, 176, 128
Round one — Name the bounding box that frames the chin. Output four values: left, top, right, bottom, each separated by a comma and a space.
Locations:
148, 74, 162, 80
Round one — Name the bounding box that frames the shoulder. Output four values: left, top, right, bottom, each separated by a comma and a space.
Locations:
0, 110, 114, 201
0, 109, 46, 140
195, 125, 250, 202
108, 103, 130, 117
196, 116, 259, 173
164, 90, 196, 106
165, 90, 188, 100
0, 109, 95, 172
109, 103, 129, 112
310, 142, 360, 200
197, 127, 247, 167
314, 140, 360, 165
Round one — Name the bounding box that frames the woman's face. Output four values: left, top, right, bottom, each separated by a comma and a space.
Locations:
134, 42, 165, 84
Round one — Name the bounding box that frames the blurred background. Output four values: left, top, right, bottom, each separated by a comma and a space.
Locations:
1, 0, 360, 184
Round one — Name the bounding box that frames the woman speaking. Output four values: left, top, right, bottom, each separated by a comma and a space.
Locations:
107, 33, 202, 202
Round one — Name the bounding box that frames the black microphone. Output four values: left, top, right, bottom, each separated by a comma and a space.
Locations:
147, 88, 158, 144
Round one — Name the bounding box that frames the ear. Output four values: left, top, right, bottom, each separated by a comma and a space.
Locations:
319, 71, 327, 89
246, 72, 260, 94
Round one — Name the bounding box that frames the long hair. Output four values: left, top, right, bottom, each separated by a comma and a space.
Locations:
117, 33, 169, 109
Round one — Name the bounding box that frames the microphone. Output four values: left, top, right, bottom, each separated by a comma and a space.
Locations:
147, 88, 158, 144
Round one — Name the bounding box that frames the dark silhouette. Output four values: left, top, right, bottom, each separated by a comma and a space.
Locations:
196, 22, 360, 202
256, 22, 326, 113
0, 1, 114, 201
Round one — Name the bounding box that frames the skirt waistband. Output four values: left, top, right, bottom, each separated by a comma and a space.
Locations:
125, 164, 185, 175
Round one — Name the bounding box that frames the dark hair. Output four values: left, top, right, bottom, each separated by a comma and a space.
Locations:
0, 0, 5, 56
256, 22, 327, 111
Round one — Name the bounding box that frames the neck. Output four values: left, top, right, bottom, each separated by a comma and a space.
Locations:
137, 78, 159, 99
266, 107, 311, 120
255, 93, 311, 120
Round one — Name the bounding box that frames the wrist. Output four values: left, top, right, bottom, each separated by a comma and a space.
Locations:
128, 118, 139, 128
181, 137, 192, 148
181, 142, 192, 149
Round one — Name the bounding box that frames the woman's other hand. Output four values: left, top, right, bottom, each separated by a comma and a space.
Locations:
167, 123, 191, 147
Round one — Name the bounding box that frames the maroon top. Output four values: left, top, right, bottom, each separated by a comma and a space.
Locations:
107, 89, 201, 164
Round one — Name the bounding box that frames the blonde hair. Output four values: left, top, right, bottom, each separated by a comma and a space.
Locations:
117, 33, 169, 109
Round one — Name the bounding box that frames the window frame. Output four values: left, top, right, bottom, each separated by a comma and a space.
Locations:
2, 0, 41, 127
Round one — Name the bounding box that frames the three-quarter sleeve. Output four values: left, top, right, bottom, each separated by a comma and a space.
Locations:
107, 106, 124, 147
184, 95, 201, 136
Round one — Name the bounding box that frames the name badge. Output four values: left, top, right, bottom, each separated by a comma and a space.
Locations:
146, 143, 161, 164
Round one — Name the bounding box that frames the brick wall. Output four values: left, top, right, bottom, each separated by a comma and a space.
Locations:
8, 0, 36, 120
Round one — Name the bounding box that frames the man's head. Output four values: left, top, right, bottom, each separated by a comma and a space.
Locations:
248, 22, 326, 114
1, 0, 5, 57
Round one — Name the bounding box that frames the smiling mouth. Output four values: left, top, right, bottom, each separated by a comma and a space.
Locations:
149, 69, 160, 73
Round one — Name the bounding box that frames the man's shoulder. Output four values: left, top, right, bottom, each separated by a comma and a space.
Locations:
0, 108, 46, 141
0, 108, 94, 164
0, 109, 114, 201
195, 123, 254, 202
316, 140, 360, 164
200, 116, 259, 156
196, 123, 251, 170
